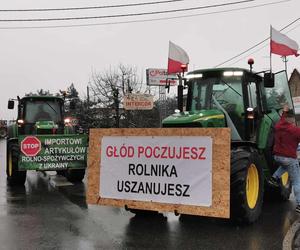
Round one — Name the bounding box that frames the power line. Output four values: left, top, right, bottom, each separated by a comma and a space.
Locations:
228, 44, 268, 66
0, 0, 288, 29
0, 0, 185, 12
0, 0, 254, 22
215, 16, 300, 67
228, 23, 300, 66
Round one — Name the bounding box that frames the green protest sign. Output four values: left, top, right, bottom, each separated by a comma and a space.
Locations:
19, 134, 87, 170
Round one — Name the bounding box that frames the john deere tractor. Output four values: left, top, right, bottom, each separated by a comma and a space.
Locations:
6, 95, 87, 185
162, 62, 293, 223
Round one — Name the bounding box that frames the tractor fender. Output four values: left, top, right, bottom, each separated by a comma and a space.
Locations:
7, 123, 18, 139
7, 137, 18, 145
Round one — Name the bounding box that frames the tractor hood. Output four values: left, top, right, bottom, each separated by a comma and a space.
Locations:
162, 109, 226, 128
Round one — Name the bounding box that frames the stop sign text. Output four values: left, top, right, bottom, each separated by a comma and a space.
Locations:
21, 136, 41, 157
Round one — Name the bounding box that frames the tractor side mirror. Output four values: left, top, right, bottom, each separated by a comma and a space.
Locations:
8, 100, 14, 109
264, 73, 275, 88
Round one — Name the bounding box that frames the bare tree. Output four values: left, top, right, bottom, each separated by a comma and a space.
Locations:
88, 64, 152, 128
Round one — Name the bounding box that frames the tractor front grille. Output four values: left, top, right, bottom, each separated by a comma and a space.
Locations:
36, 129, 53, 135
20, 124, 64, 135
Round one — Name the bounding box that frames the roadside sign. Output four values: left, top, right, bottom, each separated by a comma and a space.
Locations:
146, 68, 177, 86
123, 94, 153, 110
21, 136, 41, 157
70, 118, 79, 126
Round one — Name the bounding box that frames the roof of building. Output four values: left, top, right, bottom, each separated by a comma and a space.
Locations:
289, 68, 300, 84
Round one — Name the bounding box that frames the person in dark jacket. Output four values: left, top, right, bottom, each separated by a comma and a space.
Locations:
269, 105, 300, 213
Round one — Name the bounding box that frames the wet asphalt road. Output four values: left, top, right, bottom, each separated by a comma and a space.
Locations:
0, 139, 300, 250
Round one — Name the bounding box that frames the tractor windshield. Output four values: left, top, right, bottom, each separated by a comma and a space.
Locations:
24, 99, 63, 123
189, 76, 244, 113
188, 75, 245, 139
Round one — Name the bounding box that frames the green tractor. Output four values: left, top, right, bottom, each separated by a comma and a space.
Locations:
162, 62, 293, 223
7, 95, 87, 185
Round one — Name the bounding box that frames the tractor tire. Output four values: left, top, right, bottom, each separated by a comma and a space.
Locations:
265, 172, 291, 201
230, 148, 264, 224
6, 143, 26, 186
276, 172, 292, 201
65, 169, 85, 183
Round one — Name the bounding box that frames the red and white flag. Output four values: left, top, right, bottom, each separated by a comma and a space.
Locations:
167, 41, 189, 74
271, 26, 299, 57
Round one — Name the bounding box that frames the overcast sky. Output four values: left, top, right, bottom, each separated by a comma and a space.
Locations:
0, 0, 299, 119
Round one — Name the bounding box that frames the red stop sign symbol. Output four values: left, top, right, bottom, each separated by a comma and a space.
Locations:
21, 136, 41, 157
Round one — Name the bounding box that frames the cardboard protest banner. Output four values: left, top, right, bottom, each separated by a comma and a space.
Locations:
87, 128, 230, 218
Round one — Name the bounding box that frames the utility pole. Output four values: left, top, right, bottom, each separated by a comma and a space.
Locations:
84, 85, 91, 133
113, 87, 120, 128
159, 85, 166, 127
87, 86, 90, 110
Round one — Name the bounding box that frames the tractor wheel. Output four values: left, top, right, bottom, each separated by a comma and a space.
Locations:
277, 172, 292, 200
266, 172, 291, 201
230, 148, 264, 224
6, 143, 26, 186
65, 169, 85, 183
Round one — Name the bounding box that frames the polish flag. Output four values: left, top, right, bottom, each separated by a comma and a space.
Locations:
271, 26, 299, 57
167, 41, 189, 74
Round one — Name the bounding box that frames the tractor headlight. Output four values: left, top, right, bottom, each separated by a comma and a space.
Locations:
64, 118, 71, 124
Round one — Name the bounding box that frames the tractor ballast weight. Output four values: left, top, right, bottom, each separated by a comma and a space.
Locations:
6, 95, 87, 185
162, 66, 293, 224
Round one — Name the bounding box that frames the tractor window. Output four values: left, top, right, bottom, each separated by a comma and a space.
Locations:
189, 76, 244, 115
212, 79, 243, 113
212, 79, 244, 138
24, 100, 62, 123
191, 79, 208, 110
265, 71, 293, 110
248, 82, 257, 108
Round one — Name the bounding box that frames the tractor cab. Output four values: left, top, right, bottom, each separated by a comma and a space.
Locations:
6, 95, 87, 185
163, 67, 293, 146
162, 63, 294, 223
8, 96, 66, 135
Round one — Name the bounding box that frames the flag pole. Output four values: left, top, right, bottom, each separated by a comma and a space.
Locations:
282, 56, 288, 72
270, 25, 272, 73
